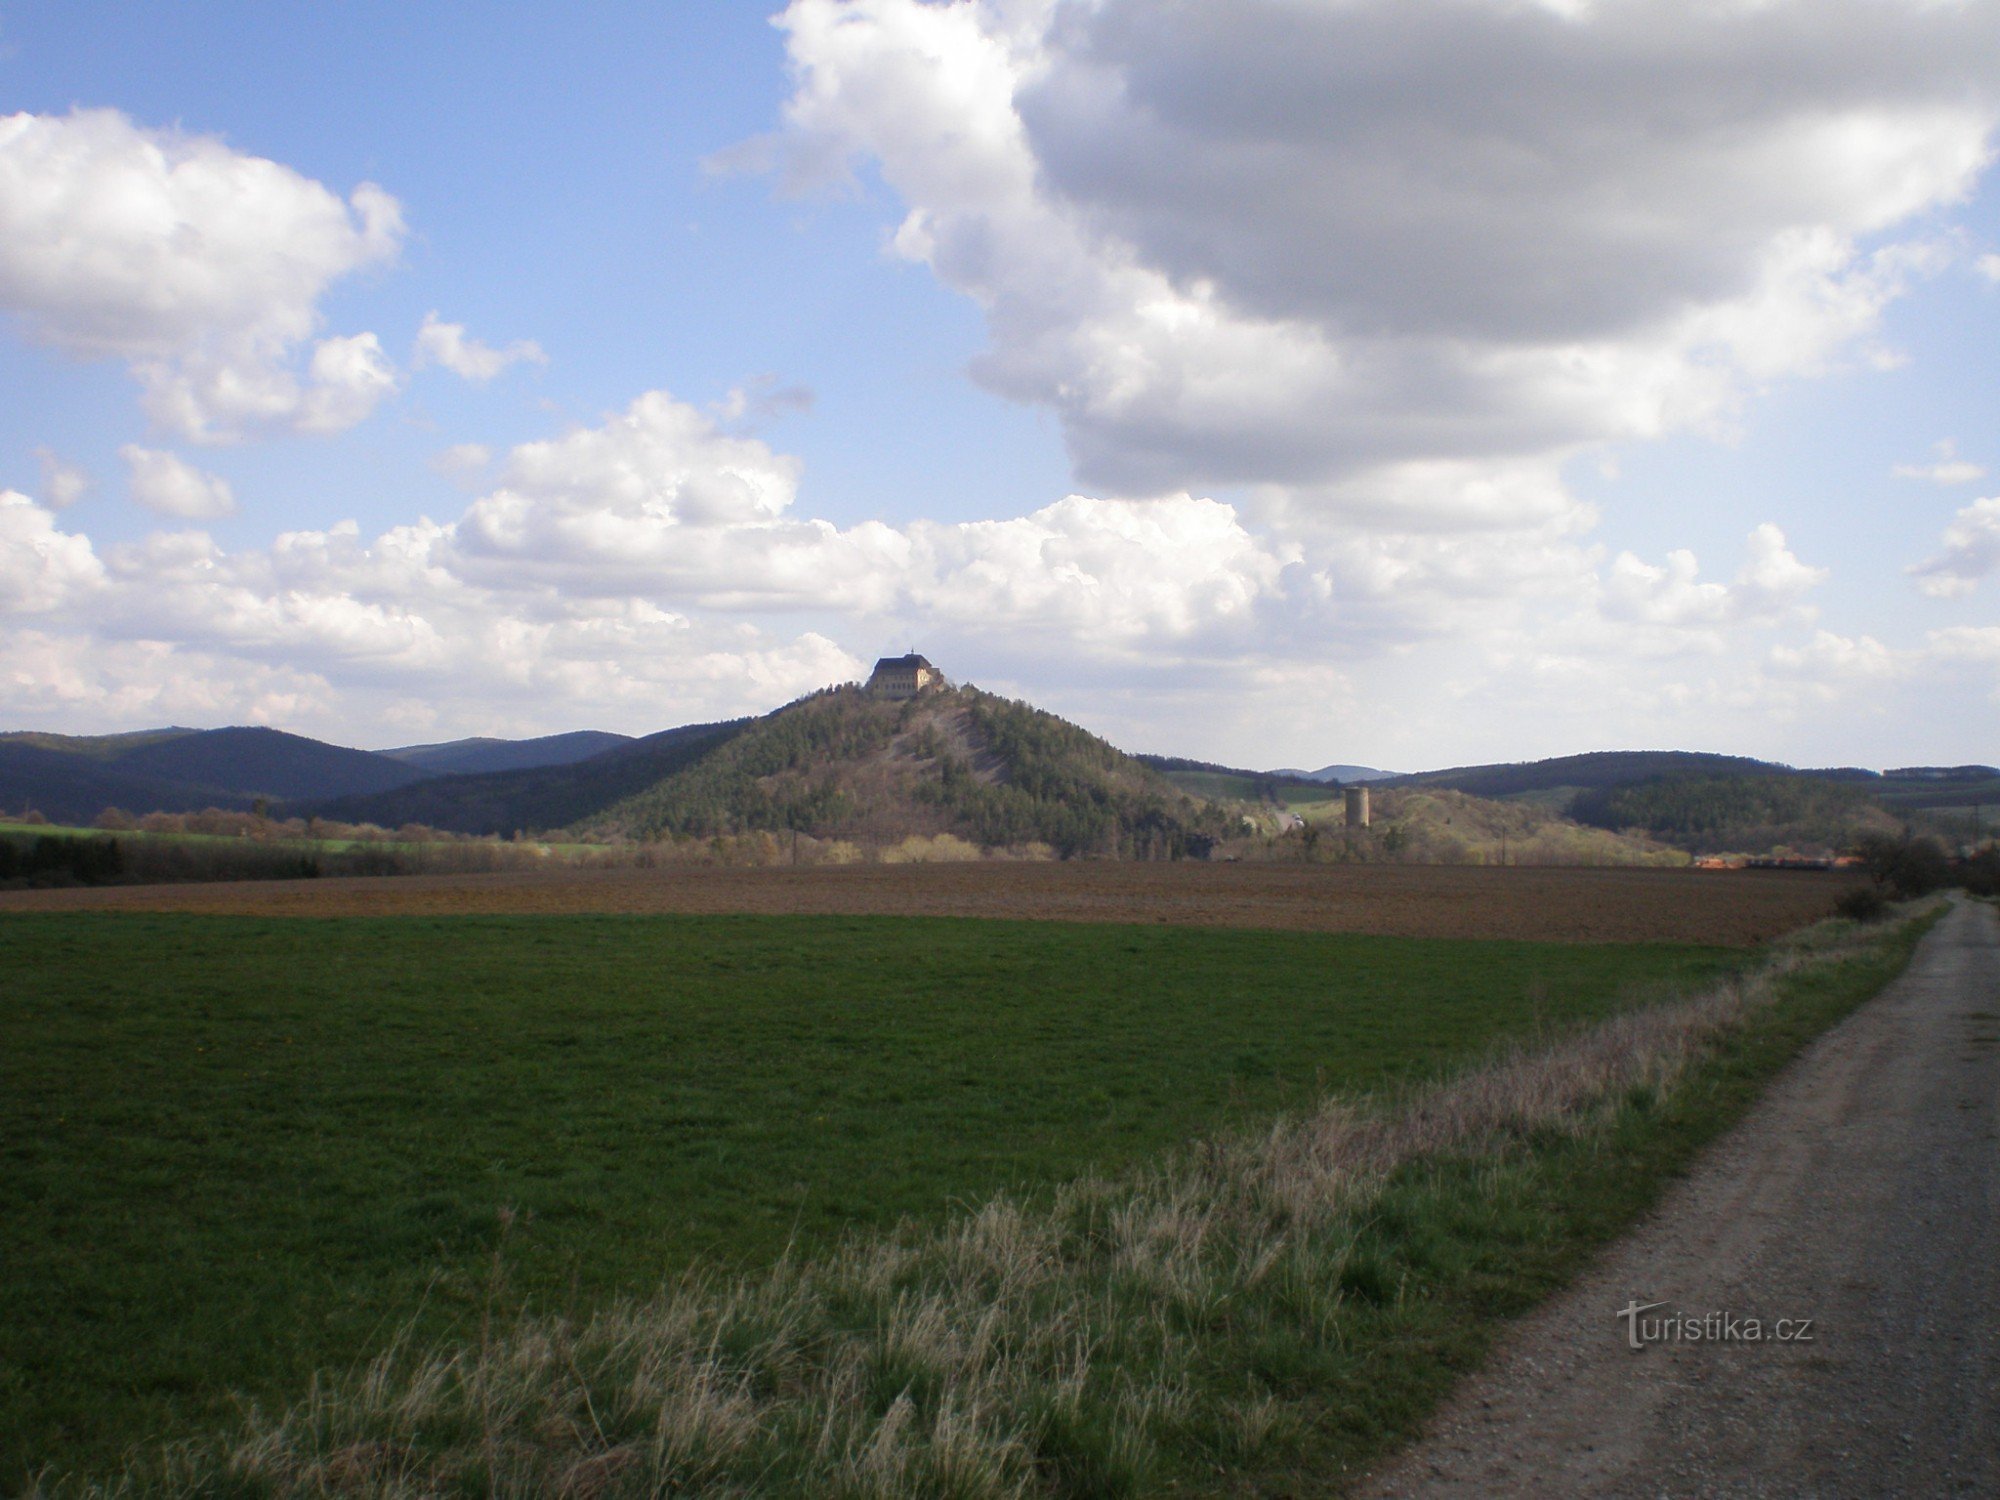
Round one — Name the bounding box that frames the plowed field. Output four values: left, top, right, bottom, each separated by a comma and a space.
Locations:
0, 860, 1857, 944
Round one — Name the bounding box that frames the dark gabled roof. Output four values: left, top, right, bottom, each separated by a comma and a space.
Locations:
871, 654, 936, 672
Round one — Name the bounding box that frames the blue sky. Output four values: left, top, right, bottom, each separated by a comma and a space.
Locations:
4, 0, 2000, 771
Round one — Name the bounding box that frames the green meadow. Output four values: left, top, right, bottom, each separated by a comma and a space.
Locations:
0, 912, 1743, 1480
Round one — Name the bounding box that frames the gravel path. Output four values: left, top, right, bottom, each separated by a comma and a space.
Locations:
1357, 897, 2000, 1498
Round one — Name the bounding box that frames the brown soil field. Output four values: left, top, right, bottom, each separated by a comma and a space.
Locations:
0, 861, 1862, 945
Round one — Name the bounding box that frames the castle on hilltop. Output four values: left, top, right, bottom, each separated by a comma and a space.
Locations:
866, 653, 945, 699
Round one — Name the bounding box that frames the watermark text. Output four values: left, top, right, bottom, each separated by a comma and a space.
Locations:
1616, 1300, 1815, 1350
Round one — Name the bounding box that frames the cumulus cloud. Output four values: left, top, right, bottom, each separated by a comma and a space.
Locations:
0, 490, 105, 612
413, 312, 546, 382
0, 108, 404, 442
1, 381, 1898, 759
1602, 525, 1824, 629
743, 0, 1999, 512
120, 445, 237, 520
1909, 497, 2000, 597
1894, 439, 1986, 485
34, 447, 88, 510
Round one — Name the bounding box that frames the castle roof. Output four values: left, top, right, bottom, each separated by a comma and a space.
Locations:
871, 653, 936, 672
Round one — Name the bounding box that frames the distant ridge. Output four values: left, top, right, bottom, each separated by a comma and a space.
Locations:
0, 740, 257, 825
382, 730, 634, 776
311, 720, 751, 836
114, 727, 428, 802
0, 726, 424, 822
1389, 750, 1788, 798
0, 728, 199, 761
1271, 764, 1399, 784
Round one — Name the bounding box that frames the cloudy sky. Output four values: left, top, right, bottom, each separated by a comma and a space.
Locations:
5, 0, 2000, 771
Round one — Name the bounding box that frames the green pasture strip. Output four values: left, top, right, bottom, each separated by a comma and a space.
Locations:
0, 913, 1737, 1479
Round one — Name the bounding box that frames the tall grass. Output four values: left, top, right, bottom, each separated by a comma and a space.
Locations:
40, 909, 1931, 1498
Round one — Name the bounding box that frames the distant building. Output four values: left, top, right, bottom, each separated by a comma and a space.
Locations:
1344, 785, 1371, 829
867, 653, 945, 699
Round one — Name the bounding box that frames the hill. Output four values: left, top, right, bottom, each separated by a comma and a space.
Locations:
1242, 783, 1684, 866
381, 730, 633, 776
0, 728, 199, 761
592, 686, 1229, 858
1389, 750, 1788, 800
1271, 763, 1400, 784
1572, 774, 1901, 854
0, 741, 258, 825
111, 727, 428, 803
1134, 754, 1340, 808
0, 726, 428, 820
309, 720, 751, 836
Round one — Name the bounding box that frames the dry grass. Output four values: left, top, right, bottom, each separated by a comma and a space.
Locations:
37, 907, 1925, 1499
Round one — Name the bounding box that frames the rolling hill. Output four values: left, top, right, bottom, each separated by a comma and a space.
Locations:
309, 720, 750, 836
1387, 749, 1789, 799
381, 730, 634, 776
1272, 763, 1400, 783
0, 726, 427, 821
0, 741, 258, 826
111, 727, 429, 802
1570, 774, 1899, 855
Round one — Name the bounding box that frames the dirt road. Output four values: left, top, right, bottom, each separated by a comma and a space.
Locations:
1358, 898, 2000, 1498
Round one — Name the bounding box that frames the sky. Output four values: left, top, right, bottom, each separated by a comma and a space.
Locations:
4, 0, 2000, 772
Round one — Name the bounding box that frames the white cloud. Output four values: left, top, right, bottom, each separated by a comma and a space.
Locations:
298, 332, 400, 433
746, 0, 1999, 512
0, 384, 1978, 764
120, 445, 237, 520
1909, 496, 2000, 597
1978, 252, 2000, 283
34, 447, 88, 509
1894, 438, 1987, 485
413, 312, 546, 382
1768, 629, 1902, 684
1602, 525, 1823, 629
0, 108, 404, 442
0, 384, 1840, 748
0, 490, 105, 612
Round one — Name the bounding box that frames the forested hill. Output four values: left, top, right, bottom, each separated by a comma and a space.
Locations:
1391, 750, 1790, 798
307, 719, 751, 837
1571, 774, 1900, 853
0, 726, 424, 823
587, 686, 1230, 858
381, 730, 634, 776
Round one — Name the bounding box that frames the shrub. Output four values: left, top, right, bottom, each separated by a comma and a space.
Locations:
1835, 885, 1889, 923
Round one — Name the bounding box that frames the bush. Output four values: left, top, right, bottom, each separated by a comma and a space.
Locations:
1854, 833, 1953, 898
1955, 846, 2000, 898
1835, 885, 1889, 923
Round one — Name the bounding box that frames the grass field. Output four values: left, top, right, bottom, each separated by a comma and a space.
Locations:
0, 911, 1747, 1482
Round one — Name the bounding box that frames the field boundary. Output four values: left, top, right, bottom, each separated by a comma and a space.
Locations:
37, 902, 1938, 1498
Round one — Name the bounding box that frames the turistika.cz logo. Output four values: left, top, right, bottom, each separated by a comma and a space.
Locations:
1616, 1300, 1816, 1351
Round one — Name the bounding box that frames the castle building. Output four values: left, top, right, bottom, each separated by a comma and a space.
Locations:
867, 653, 944, 699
